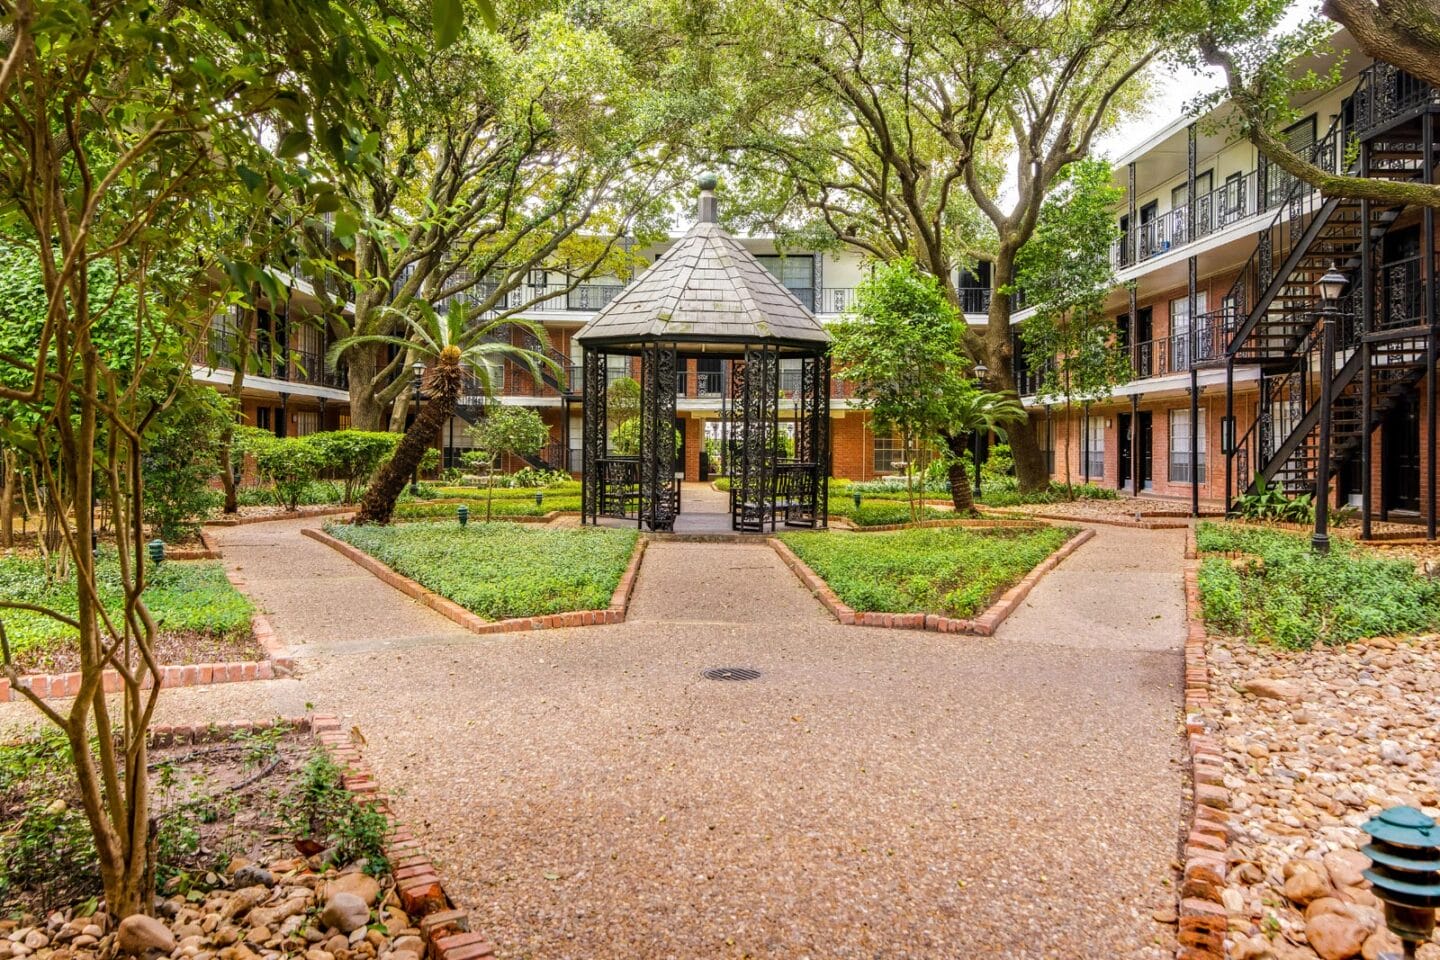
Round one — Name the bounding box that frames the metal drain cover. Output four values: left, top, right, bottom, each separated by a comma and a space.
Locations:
702, 667, 761, 682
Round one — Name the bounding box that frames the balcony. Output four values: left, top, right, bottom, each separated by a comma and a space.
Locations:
1128, 309, 1232, 380
817, 286, 1007, 316
1352, 62, 1440, 138
193, 324, 347, 390
1112, 171, 1265, 269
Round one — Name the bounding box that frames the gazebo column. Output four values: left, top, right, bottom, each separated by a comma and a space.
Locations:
639, 342, 679, 530
581, 347, 607, 525
729, 345, 780, 532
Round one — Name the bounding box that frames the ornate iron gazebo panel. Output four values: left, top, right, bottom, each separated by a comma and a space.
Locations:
639, 342, 679, 531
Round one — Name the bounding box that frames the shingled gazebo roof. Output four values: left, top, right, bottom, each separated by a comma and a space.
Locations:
574, 180, 829, 354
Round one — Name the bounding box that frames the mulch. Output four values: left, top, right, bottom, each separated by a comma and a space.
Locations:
13, 629, 265, 676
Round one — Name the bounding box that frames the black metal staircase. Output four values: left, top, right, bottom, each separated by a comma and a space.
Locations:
1226, 63, 1438, 511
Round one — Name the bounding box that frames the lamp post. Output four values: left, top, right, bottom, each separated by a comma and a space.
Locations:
1312, 263, 1349, 555
410, 360, 424, 495
972, 363, 989, 501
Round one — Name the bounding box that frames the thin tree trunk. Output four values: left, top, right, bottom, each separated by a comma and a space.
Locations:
1064, 397, 1074, 500
220, 293, 260, 513
0, 448, 13, 548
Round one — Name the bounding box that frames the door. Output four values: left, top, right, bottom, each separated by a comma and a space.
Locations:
1132, 307, 1155, 377
1118, 413, 1133, 491
1382, 395, 1421, 512
1139, 201, 1159, 259
1138, 412, 1154, 491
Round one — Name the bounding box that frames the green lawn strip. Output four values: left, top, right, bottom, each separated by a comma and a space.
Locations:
393, 496, 582, 520
325, 521, 638, 620
1194, 521, 1440, 648
779, 525, 1074, 619
433, 484, 582, 501
0, 553, 254, 659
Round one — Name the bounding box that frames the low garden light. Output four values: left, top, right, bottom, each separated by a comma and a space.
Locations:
535, 491, 544, 508
147, 539, 165, 566
1362, 805, 1440, 958
457, 504, 469, 527
851, 490, 862, 510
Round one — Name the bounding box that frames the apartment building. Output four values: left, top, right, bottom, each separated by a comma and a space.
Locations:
194, 238, 999, 482
1026, 33, 1439, 537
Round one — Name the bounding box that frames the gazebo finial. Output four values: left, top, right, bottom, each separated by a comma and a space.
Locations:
698, 171, 718, 223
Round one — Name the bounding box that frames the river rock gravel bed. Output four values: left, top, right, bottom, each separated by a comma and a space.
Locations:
1206, 633, 1440, 960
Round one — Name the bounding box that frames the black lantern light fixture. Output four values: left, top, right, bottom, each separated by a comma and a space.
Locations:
972, 363, 989, 501
457, 504, 469, 527
1362, 805, 1440, 958
1312, 262, 1349, 555
410, 360, 425, 496
147, 539, 165, 567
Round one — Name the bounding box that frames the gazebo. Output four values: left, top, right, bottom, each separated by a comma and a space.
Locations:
575, 175, 831, 533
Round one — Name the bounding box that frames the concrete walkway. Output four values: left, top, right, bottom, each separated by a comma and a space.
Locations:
1, 518, 1187, 959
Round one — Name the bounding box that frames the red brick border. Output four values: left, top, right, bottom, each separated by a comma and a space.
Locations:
838, 517, 1051, 533
768, 526, 1095, 636
205, 505, 358, 527
0, 605, 295, 703
143, 714, 492, 960
167, 528, 224, 561
1175, 562, 1231, 960
302, 526, 646, 634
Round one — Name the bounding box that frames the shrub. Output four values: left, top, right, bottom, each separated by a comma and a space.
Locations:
308, 430, 400, 502
981, 443, 1015, 483
611, 418, 681, 457
418, 447, 441, 475
979, 481, 1116, 507
249, 436, 326, 511
280, 751, 390, 875
1233, 475, 1314, 523
142, 386, 234, 540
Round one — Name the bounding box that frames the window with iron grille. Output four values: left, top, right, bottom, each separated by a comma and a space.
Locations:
872, 435, 903, 474
1168, 408, 1206, 483
293, 411, 320, 437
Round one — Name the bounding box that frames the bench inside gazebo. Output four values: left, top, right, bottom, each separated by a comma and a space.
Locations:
574, 175, 832, 534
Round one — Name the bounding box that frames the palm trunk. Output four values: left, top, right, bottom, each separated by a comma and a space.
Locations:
354, 362, 459, 525
947, 434, 976, 514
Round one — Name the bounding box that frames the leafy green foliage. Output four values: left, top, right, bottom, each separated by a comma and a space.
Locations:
467, 407, 550, 464
326, 521, 637, 619
0, 553, 253, 657
141, 386, 235, 540
0, 730, 98, 911
1233, 475, 1315, 523
280, 751, 390, 875
978, 482, 1119, 507
236, 430, 327, 511
610, 418, 681, 457
1195, 522, 1440, 648
780, 526, 1073, 618
308, 431, 401, 503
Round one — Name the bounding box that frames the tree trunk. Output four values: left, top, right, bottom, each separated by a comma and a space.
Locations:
0, 448, 13, 548
947, 434, 975, 514
353, 362, 458, 524
220, 294, 260, 514
346, 348, 387, 432
1063, 397, 1074, 500
981, 250, 1050, 492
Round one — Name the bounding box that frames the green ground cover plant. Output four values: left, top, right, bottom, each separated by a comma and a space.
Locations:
1195, 522, 1440, 648
393, 496, 583, 520
779, 525, 1073, 618
0, 553, 254, 659
978, 482, 1118, 507
326, 521, 639, 619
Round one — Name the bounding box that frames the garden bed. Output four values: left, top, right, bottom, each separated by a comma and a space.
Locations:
773, 524, 1085, 634
0, 716, 486, 960
317, 521, 642, 625
0, 554, 257, 676
1193, 522, 1440, 648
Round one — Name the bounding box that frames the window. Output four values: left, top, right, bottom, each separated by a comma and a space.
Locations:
294, 411, 320, 437
1085, 417, 1105, 479
1168, 408, 1207, 483
255, 407, 271, 431
1169, 292, 1208, 370
337, 414, 352, 430
1036, 418, 1055, 474
1170, 171, 1213, 243
873, 435, 903, 474
756, 255, 816, 311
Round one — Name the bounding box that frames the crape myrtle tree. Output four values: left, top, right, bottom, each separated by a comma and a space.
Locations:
712, 0, 1157, 490
467, 404, 550, 521
830, 259, 973, 522
1165, 0, 1440, 209
0, 0, 385, 918
1014, 158, 1133, 499
310, 0, 692, 434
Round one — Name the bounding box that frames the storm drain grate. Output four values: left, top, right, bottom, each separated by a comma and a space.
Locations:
701, 667, 761, 682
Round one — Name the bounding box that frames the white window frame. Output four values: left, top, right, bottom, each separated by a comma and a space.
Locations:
1168, 408, 1207, 484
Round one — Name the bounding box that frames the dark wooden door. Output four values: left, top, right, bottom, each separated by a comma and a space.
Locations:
1138, 412, 1154, 491
1118, 413, 1133, 490
1383, 394, 1421, 512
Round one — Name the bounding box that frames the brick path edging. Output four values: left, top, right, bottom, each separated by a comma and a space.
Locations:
0, 605, 295, 703
205, 505, 360, 527
839, 518, 1051, 533
167, 529, 225, 561
767, 526, 1095, 636
302, 527, 646, 634
1175, 563, 1231, 960
144, 714, 494, 960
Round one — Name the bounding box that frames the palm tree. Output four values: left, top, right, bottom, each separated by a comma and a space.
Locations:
328, 304, 560, 524
944, 390, 1028, 514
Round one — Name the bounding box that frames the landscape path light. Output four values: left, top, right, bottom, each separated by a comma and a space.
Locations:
1362, 804, 1440, 959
